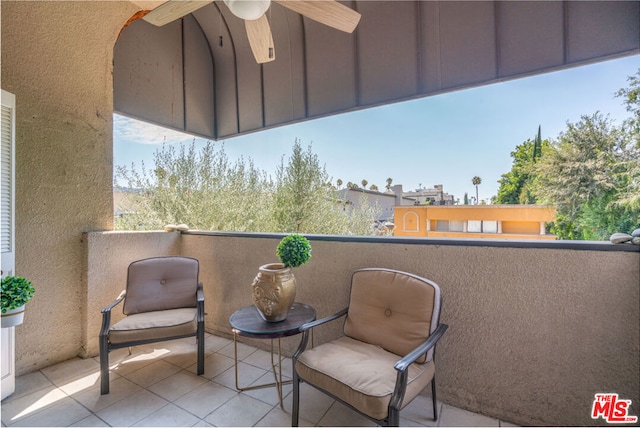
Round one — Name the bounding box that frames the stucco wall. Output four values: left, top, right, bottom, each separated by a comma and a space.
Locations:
1, 1, 137, 372
178, 233, 639, 427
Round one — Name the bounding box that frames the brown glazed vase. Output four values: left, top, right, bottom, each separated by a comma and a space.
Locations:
252, 263, 296, 322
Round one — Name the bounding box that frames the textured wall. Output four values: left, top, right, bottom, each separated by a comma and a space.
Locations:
1, 1, 136, 373
177, 233, 639, 427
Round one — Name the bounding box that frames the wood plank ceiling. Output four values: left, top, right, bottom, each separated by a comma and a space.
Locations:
113, 1, 640, 140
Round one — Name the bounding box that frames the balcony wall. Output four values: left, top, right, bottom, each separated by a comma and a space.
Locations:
83, 230, 639, 427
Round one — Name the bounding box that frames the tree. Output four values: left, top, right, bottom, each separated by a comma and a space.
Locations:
496, 127, 550, 204
614, 69, 640, 209
533, 125, 543, 161
361, 179, 368, 189
272, 139, 382, 235
115, 139, 381, 236
385, 177, 393, 191
115, 141, 273, 231
532, 112, 639, 239
273, 140, 334, 232
336, 178, 343, 188
463, 192, 469, 205
370, 184, 379, 191
472, 176, 482, 204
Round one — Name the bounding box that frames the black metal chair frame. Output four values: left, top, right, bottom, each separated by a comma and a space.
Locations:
292, 277, 448, 427
99, 282, 205, 395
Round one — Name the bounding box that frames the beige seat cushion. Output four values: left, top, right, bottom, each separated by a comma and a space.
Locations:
109, 308, 198, 345
296, 336, 435, 421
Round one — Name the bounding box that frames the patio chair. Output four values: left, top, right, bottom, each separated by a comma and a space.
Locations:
99, 256, 205, 395
292, 268, 448, 427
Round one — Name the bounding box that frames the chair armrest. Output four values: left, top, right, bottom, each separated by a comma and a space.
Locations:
299, 307, 348, 332
197, 282, 205, 322
197, 282, 204, 302
101, 290, 126, 314
294, 307, 348, 359
389, 323, 448, 411
394, 323, 448, 372
100, 290, 126, 337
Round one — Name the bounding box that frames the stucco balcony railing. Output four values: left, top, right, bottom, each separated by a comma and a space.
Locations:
76, 231, 638, 426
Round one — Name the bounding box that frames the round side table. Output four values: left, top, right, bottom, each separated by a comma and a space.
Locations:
229, 302, 316, 408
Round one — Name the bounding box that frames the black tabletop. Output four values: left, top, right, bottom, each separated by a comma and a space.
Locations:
229, 302, 316, 339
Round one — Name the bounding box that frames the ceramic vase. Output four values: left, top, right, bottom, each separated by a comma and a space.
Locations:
252, 263, 296, 322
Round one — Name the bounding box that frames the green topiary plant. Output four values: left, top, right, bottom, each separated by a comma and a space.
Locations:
276, 234, 312, 268
1, 276, 35, 313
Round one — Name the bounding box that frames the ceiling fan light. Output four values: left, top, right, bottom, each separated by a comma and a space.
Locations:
224, 0, 271, 20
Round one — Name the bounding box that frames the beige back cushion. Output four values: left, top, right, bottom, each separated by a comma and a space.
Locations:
123, 256, 199, 315
344, 269, 440, 361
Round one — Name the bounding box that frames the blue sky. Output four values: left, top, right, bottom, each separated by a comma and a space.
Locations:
114, 54, 640, 203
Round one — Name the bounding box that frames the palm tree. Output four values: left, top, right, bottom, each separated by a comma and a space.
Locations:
361, 179, 368, 189
370, 184, 379, 191
385, 177, 393, 191
472, 176, 482, 204
336, 178, 343, 189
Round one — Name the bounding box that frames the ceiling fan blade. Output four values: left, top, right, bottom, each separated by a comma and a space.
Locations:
142, 0, 213, 26
274, 0, 360, 33
245, 15, 276, 63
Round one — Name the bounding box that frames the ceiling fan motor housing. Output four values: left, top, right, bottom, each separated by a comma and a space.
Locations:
224, 0, 271, 20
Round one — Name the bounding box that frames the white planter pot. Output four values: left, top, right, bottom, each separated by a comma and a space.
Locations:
1, 305, 25, 328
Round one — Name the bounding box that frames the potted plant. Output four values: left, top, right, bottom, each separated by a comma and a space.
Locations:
252, 234, 312, 322
1, 276, 35, 328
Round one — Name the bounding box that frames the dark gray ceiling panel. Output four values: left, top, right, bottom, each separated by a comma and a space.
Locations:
262, 5, 307, 127
497, 2, 565, 77
439, 1, 498, 89
192, 5, 239, 138
420, 2, 444, 94
216, 5, 264, 133
567, 1, 640, 63
305, 7, 358, 117
114, 19, 184, 130
113, 1, 640, 141
183, 15, 215, 138
357, 1, 419, 105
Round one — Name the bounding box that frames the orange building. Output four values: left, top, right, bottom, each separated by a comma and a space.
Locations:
394, 205, 557, 240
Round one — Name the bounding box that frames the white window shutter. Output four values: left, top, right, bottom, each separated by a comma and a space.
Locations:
1, 90, 15, 276
1, 89, 16, 401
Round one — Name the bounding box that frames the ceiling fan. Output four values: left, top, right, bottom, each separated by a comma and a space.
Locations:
140, 0, 361, 64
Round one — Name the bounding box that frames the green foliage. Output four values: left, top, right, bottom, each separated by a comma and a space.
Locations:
496, 127, 550, 205
276, 234, 312, 268
1, 276, 35, 313
115, 139, 381, 236
533, 113, 622, 215
115, 141, 274, 232
615, 69, 640, 121
532, 112, 639, 239
614, 69, 640, 209
496, 70, 640, 240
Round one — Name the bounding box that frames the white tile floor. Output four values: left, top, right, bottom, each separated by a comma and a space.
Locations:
1, 334, 516, 427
